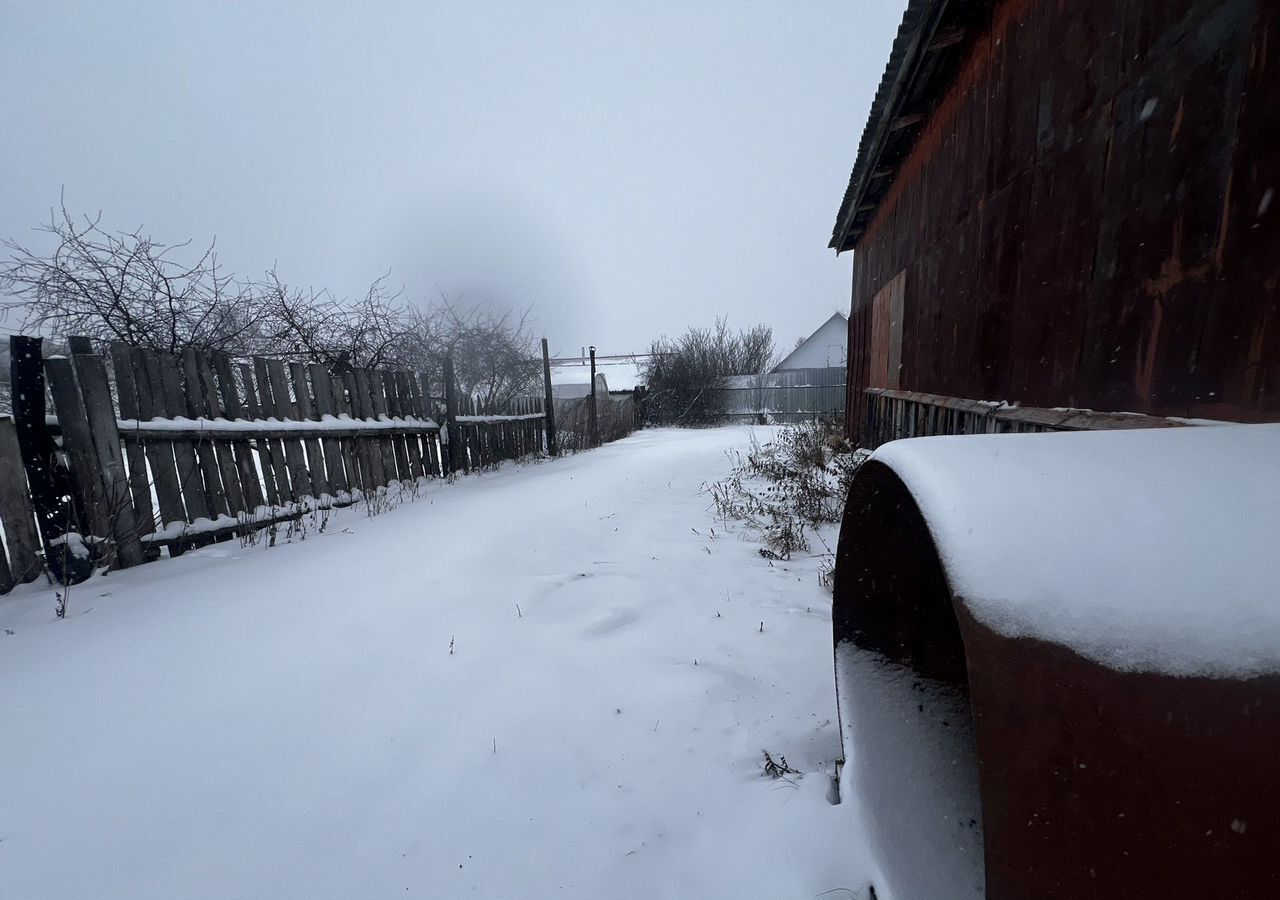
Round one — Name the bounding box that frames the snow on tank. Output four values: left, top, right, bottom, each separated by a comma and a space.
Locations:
869, 422, 1280, 678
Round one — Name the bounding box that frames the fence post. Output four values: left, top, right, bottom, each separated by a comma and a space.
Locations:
588, 345, 599, 448
541, 338, 558, 456
443, 353, 460, 474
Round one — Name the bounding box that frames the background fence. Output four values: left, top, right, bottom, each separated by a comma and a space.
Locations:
0, 335, 651, 594
554, 393, 638, 452
710, 367, 846, 423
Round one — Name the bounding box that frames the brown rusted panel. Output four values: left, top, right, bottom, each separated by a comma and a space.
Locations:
960, 606, 1280, 900
1010, 126, 1102, 406
973, 173, 1024, 399
905, 251, 939, 393
1193, 0, 1280, 417
1080, 1, 1253, 414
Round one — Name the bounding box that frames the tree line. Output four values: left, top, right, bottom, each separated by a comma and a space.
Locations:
0, 201, 541, 407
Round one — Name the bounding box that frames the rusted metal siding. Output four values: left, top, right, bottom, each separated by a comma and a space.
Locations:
847, 0, 1279, 440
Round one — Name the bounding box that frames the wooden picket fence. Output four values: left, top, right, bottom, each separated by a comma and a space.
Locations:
450, 394, 549, 472
0, 336, 550, 592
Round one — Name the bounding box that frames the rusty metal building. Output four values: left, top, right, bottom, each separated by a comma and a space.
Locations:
831, 0, 1279, 444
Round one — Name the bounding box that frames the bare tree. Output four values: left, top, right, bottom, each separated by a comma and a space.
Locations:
403, 292, 542, 408
255, 269, 415, 370
2, 201, 544, 412
641, 317, 776, 424
1, 199, 268, 353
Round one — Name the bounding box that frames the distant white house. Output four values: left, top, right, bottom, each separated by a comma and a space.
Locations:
774, 312, 848, 371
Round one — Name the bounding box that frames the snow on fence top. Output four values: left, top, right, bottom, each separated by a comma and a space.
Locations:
872, 423, 1280, 678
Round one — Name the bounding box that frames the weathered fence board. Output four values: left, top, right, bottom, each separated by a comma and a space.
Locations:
187, 349, 245, 517
252, 357, 291, 500
330, 373, 365, 490
45, 356, 114, 541
214, 353, 266, 511
0, 420, 43, 587
153, 350, 214, 522
265, 357, 312, 499
124, 346, 188, 533
308, 363, 349, 497
75, 353, 146, 567
289, 361, 330, 499
109, 343, 159, 537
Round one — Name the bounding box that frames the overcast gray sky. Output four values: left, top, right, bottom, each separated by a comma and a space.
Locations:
1, 1, 901, 356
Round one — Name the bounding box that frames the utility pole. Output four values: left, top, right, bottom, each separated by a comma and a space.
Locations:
443, 353, 460, 473
588, 345, 599, 447
541, 338, 557, 456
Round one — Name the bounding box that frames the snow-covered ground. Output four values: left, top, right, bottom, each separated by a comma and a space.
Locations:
0, 426, 885, 900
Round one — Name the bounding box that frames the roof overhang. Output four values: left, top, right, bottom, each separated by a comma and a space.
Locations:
829, 0, 992, 253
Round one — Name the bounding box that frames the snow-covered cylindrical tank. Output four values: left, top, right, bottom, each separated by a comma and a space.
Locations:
832, 424, 1280, 900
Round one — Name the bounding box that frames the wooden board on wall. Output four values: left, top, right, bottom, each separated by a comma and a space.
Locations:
869, 271, 906, 390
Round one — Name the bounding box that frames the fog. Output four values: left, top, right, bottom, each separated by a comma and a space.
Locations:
1, 1, 901, 355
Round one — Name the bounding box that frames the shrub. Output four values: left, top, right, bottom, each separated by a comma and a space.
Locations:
707, 419, 867, 580
642, 318, 774, 425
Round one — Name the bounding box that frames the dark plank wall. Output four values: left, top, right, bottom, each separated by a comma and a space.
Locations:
847, 0, 1279, 435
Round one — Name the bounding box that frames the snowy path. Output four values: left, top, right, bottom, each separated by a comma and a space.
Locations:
1, 427, 874, 900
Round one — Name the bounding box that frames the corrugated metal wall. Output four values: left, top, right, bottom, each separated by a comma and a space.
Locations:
713, 367, 847, 422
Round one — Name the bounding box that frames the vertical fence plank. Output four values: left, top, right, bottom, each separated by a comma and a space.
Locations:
289, 362, 330, 501
0, 529, 13, 593
179, 350, 230, 520
363, 370, 399, 485
332, 373, 366, 493
149, 351, 213, 524
349, 370, 384, 488
11, 336, 88, 582
128, 348, 188, 539
344, 371, 375, 489
399, 370, 426, 478
408, 371, 428, 419
418, 373, 441, 476
0, 419, 44, 585
74, 352, 146, 567
259, 358, 309, 499
109, 342, 158, 540
185, 350, 244, 517
249, 360, 290, 504
394, 371, 425, 478
369, 371, 406, 482
214, 354, 265, 512
380, 370, 409, 477
309, 364, 349, 498
44, 356, 114, 541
